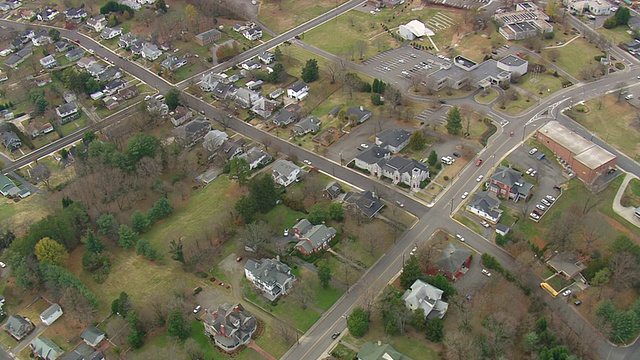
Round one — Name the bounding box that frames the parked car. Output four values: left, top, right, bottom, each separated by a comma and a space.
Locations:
541, 199, 552, 207
452, 152, 461, 158
536, 204, 547, 211
155, 94, 164, 100
574, 300, 582, 306
461, 191, 469, 199
529, 148, 538, 155
530, 170, 537, 177
283, 229, 289, 237
193, 305, 202, 313
331, 332, 341, 339
476, 175, 484, 182
480, 220, 490, 228
476, 159, 483, 166
144, 95, 152, 101
396, 201, 404, 208
530, 212, 540, 220
456, 234, 465, 242
0, 262, 5, 268
360, 143, 369, 149
526, 168, 534, 175
545, 195, 556, 202
481, 269, 491, 277
303, 159, 311, 165
562, 289, 572, 297
410, 246, 417, 256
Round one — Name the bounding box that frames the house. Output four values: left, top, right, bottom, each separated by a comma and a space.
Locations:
2, 130, 21, 151
18, 9, 34, 21
118, 32, 139, 49
64, 7, 87, 21
495, 223, 510, 236
161, 56, 187, 71
86, 63, 106, 77
466, 191, 503, 224
380, 156, 429, 190
258, 51, 275, 64
55, 102, 79, 123
292, 116, 321, 136
292, 219, 337, 255
488, 166, 534, 202
272, 109, 298, 127
546, 252, 587, 280
347, 106, 372, 123
40, 304, 63, 326
287, 82, 309, 101
0, 174, 19, 197
272, 159, 302, 187
221, 138, 245, 160
4, 47, 31, 69
115, 86, 138, 102
103, 97, 119, 110
194, 28, 221, 46
175, 117, 211, 147
202, 129, 228, 152
354, 146, 391, 176
36, 8, 59, 22
34, 73, 51, 87
31, 31, 51, 47
398, 19, 435, 40
54, 40, 70, 52
141, 43, 162, 61
39, 54, 57, 68
242, 27, 263, 41
61, 342, 104, 360
65, 47, 85, 62
437, 243, 472, 280
241, 59, 261, 71
103, 78, 127, 95
4, 314, 34, 340
401, 279, 449, 319
232, 23, 246, 32
146, 98, 168, 115
81, 327, 105, 348
76, 57, 96, 69
100, 27, 122, 40
234, 88, 262, 109
30, 337, 63, 360
240, 146, 272, 170
244, 258, 296, 300
329, 106, 341, 117
375, 128, 411, 154
357, 342, 414, 360
86, 15, 107, 32
202, 303, 257, 352
343, 191, 385, 218
251, 97, 278, 119
0, 70, 7, 82
98, 66, 122, 83
325, 181, 343, 200
170, 106, 193, 127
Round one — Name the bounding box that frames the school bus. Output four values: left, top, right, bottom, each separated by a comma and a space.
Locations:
540, 282, 558, 298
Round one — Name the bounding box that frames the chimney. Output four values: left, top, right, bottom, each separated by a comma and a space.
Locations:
235, 305, 240, 312
276, 255, 280, 262
220, 324, 225, 337
378, 340, 381, 346
359, 106, 364, 111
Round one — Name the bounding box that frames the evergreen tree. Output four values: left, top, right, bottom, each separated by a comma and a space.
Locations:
427, 150, 438, 166
85, 230, 106, 253
131, 210, 150, 233
118, 225, 138, 249
317, 261, 332, 288
167, 310, 190, 339
347, 307, 370, 337
446, 106, 463, 135
301, 59, 319, 83
400, 255, 422, 290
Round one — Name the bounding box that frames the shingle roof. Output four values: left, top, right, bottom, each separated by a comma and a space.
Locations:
437, 243, 472, 274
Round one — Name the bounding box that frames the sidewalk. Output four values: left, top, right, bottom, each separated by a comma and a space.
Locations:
611, 172, 640, 228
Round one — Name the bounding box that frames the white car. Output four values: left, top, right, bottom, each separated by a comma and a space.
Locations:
529, 148, 538, 155
562, 289, 572, 297
482, 269, 491, 277
360, 143, 369, 149
480, 220, 490, 228
541, 199, 552, 207
536, 204, 547, 211
476, 175, 484, 182
398, 59, 406, 63
303, 159, 311, 166
410, 246, 417, 256
526, 168, 533, 175
193, 305, 202, 313
0, 262, 5, 268
284, 229, 289, 237
545, 195, 556, 202
144, 95, 151, 101
88, 48, 94, 54
530, 170, 537, 177
456, 234, 465, 242
155, 94, 164, 101
529, 212, 540, 220
461, 191, 469, 199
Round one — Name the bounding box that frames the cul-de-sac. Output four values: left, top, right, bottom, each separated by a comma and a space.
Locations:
0, 0, 639, 359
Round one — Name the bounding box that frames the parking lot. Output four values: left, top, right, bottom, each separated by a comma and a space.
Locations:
363, 47, 447, 85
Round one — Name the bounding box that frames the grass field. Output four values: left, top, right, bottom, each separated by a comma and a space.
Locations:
518, 72, 565, 99
474, 88, 499, 104
543, 37, 603, 80
597, 26, 633, 46
259, 0, 349, 34
565, 94, 640, 160
621, 178, 640, 207
454, 25, 504, 61
0, 194, 50, 238
454, 213, 483, 235
494, 90, 536, 115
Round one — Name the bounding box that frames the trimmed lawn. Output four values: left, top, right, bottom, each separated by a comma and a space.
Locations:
597, 26, 633, 46
564, 94, 640, 160
259, 204, 307, 235
518, 72, 565, 98
259, 0, 349, 34
543, 37, 604, 80
474, 88, 499, 104
454, 213, 483, 235
255, 320, 290, 358
454, 26, 504, 61
494, 92, 536, 115
0, 194, 50, 238
621, 178, 640, 208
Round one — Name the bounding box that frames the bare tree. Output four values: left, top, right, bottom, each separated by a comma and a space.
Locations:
548, 49, 560, 62
615, 81, 627, 102
291, 279, 315, 310
354, 40, 368, 60
239, 221, 272, 254
275, 320, 297, 346
610, 252, 640, 290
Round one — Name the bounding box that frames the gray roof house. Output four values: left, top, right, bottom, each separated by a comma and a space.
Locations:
325, 181, 343, 199
244, 258, 296, 300
2, 130, 21, 151
546, 252, 586, 280
495, 223, 510, 236
251, 97, 278, 119
54, 40, 70, 52
175, 117, 211, 147
202, 129, 228, 152
65, 47, 85, 62
357, 343, 414, 360
272, 108, 298, 127
81, 326, 105, 348
202, 303, 257, 352
55, 102, 79, 120
4, 314, 34, 340
328, 106, 341, 117
100, 27, 122, 40
40, 303, 63, 326
437, 243, 472, 279
344, 190, 384, 218
86, 63, 106, 77
161, 55, 187, 71
375, 128, 411, 154
258, 51, 275, 64
141, 43, 162, 61
466, 190, 503, 224
4, 47, 32, 69
194, 28, 221, 46
347, 106, 372, 123
221, 138, 245, 160
234, 88, 261, 109
98, 66, 122, 82
240, 146, 272, 170
488, 165, 534, 202
401, 279, 449, 319
271, 159, 302, 187
380, 156, 429, 190
292, 116, 321, 136
170, 106, 193, 127
292, 219, 337, 255
354, 146, 391, 175
61, 342, 104, 360
30, 337, 63, 360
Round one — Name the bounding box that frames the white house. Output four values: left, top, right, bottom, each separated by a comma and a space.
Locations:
242, 27, 263, 41
100, 27, 123, 40
39, 55, 57, 68
272, 159, 301, 187
141, 43, 162, 61
244, 258, 296, 301
81, 326, 105, 348
86, 15, 107, 32
258, 51, 275, 64
401, 279, 449, 319
39, 303, 63, 326
466, 191, 503, 224
287, 82, 309, 101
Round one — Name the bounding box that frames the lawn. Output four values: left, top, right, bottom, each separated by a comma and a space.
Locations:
517, 72, 565, 99
494, 90, 536, 115
564, 94, 640, 160
143, 176, 243, 252
454, 213, 483, 235
474, 88, 499, 104
331, 215, 401, 268
259, 204, 307, 235
597, 26, 633, 47
620, 178, 640, 207
0, 194, 50, 238
543, 37, 604, 80
454, 25, 504, 61
259, 0, 349, 34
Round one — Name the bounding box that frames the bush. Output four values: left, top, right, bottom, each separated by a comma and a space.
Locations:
347, 307, 370, 337
193, 286, 202, 295
135, 239, 164, 262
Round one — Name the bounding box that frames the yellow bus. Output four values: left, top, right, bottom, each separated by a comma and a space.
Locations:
540, 282, 558, 298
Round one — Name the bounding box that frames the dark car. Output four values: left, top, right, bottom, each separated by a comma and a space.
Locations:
452, 152, 461, 158
331, 332, 341, 339
574, 300, 582, 306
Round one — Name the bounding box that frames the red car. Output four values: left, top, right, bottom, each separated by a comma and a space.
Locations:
476, 159, 483, 166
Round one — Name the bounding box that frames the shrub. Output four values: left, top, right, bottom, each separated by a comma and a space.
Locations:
193, 286, 202, 295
